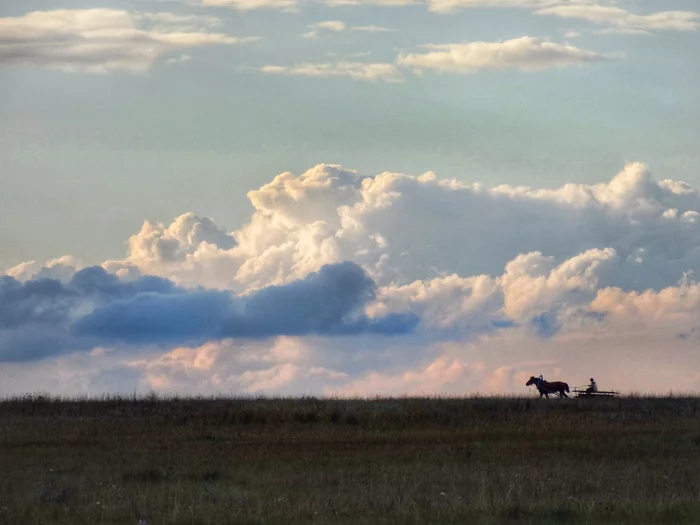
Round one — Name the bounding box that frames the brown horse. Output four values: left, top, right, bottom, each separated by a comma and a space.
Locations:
526, 375, 569, 398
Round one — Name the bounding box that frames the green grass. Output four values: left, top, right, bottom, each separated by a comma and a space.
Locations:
2, 394, 700, 524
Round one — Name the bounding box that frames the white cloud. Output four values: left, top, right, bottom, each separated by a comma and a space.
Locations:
123, 337, 349, 395
312, 0, 585, 13
536, 6, 700, 34
187, 0, 298, 11
166, 54, 193, 64
18, 162, 700, 300
8, 255, 80, 282
332, 356, 486, 396
427, 0, 566, 14
367, 247, 617, 337
311, 20, 347, 31
318, 0, 418, 6
351, 25, 394, 32
10, 161, 700, 395
396, 37, 622, 74
591, 277, 700, 325
303, 21, 393, 38
261, 62, 403, 83
302, 20, 347, 39
0, 9, 253, 74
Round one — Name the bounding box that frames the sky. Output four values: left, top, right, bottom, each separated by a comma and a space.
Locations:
0, 0, 699, 396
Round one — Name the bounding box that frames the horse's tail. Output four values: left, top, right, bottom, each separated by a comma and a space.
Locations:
565, 383, 570, 393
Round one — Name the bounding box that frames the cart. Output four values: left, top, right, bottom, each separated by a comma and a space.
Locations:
572, 388, 620, 398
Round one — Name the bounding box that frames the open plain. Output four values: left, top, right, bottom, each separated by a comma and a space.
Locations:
2, 395, 700, 524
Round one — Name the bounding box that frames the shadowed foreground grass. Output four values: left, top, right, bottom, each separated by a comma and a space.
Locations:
2, 394, 700, 524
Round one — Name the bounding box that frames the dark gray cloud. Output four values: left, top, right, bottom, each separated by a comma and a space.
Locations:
73, 291, 235, 344
0, 267, 180, 361
0, 262, 418, 362
75, 262, 418, 342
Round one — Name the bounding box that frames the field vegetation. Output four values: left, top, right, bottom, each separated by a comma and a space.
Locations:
2, 394, 700, 524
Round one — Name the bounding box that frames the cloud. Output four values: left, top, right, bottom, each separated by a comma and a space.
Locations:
0, 262, 417, 362
261, 62, 403, 83
590, 276, 700, 325
318, 0, 418, 6
166, 54, 193, 64
76, 262, 418, 343
311, 20, 347, 32
0, 9, 253, 74
332, 355, 486, 396
187, 0, 298, 11
9, 161, 700, 394
122, 337, 350, 394
303, 21, 393, 38
564, 31, 582, 39
426, 0, 566, 14
262, 37, 615, 84
367, 247, 617, 340
312, 0, 582, 13
536, 6, 700, 34
7, 255, 79, 283
351, 25, 394, 32
396, 37, 622, 74
28, 161, 697, 300
302, 20, 347, 39
116, 212, 235, 275
0, 267, 178, 361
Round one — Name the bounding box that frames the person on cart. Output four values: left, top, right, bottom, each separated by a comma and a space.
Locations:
585, 378, 598, 394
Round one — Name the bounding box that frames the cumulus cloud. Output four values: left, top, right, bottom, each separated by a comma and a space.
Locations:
0, 9, 254, 74
8, 161, 700, 394
75, 261, 417, 343
108, 212, 236, 280
260, 62, 402, 83
396, 37, 621, 74
0, 267, 178, 361
590, 276, 700, 325
7, 255, 80, 283
0, 262, 416, 362
367, 247, 617, 340
536, 6, 700, 34
334, 355, 486, 395
25, 161, 697, 299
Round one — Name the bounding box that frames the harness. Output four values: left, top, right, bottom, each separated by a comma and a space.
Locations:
536, 375, 556, 395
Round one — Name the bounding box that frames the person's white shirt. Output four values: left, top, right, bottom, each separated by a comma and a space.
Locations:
590, 380, 598, 393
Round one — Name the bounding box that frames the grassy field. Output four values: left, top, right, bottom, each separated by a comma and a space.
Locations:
2, 394, 700, 524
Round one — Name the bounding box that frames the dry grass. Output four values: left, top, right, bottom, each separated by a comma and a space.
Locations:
2, 394, 700, 524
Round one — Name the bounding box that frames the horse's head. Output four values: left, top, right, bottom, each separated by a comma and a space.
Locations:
525, 376, 537, 386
